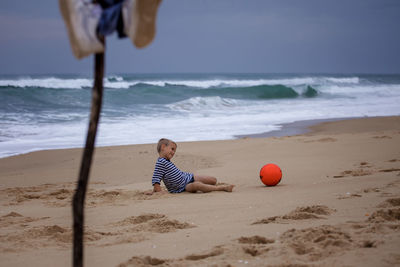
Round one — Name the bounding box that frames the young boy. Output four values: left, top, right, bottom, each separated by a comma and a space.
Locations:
149, 138, 234, 194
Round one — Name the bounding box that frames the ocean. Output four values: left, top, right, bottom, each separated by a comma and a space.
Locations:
1, 73, 399, 158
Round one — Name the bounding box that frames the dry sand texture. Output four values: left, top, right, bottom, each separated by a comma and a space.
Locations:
0, 116, 399, 266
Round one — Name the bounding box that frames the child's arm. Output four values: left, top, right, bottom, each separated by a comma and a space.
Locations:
145, 158, 168, 195
149, 159, 164, 194
144, 183, 164, 195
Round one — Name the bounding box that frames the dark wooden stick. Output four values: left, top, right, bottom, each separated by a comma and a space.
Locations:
72, 52, 105, 267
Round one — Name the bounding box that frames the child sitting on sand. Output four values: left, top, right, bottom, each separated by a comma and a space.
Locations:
148, 138, 234, 194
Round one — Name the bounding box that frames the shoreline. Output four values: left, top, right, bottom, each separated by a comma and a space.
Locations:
239, 115, 400, 139
235, 117, 351, 139
0, 117, 350, 159
3, 115, 398, 160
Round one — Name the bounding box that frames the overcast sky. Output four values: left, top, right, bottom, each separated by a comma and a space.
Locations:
0, 0, 399, 75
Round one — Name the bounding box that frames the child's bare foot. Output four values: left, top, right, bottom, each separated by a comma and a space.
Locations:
224, 184, 235, 192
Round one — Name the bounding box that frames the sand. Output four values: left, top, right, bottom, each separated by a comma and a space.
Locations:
0, 116, 399, 266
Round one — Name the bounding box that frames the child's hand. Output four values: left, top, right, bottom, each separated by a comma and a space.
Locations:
144, 188, 167, 195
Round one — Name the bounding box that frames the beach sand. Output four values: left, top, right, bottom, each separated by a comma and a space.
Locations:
1, 116, 400, 266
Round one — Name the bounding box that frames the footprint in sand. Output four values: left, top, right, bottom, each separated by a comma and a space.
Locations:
379, 168, 400, 173
0, 183, 171, 207
112, 213, 195, 234
0, 212, 121, 252
333, 169, 373, 178
252, 205, 335, 224
372, 135, 392, 139
0, 220, 117, 253
333, 161, 376, 178
0, 224, 71, 252
102, 213, 195, 247
118, 256, 167, 267
238, 235, 275, 257
0, 212, 49, 228
280, 225, 353, 261
238, 235, 274, 245
185, 247, 224, 261
340, 177, 400, 200
303, 137, 337, 143
0, 184, 74, 206
333, 159, 400, 178
118, 247, 224, 267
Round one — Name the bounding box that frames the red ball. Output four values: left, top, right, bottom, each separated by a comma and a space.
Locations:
260, 163, 282, 186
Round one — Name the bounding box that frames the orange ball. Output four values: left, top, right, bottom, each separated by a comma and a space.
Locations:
260, 163, 282, 186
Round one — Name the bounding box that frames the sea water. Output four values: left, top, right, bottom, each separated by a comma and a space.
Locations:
1, 73, 399, 158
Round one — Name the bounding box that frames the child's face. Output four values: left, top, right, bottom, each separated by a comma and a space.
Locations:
160, 143, 176, 160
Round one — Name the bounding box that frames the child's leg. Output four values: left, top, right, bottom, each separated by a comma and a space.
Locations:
193, 175, 217, 185
185, 182, 234, 193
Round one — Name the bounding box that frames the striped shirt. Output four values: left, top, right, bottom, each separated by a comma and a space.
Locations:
152, 157, 194, 193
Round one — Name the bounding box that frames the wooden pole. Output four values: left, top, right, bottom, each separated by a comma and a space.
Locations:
72, 51, 104, 267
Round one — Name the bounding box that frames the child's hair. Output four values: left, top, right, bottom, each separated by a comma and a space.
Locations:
157, 138, 177, 153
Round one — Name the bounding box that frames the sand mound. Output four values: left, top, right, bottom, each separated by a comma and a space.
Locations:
237, 236, 275, 257
25, 225, 70, 243
378, 198, 400, 208
149, 218, 193, 233
48, 188, 72, 200
185, 247, 224, 261
0, 224, 72, 251
96, 213, 196, 247
238, 235, 274, 244
294, 205, 335, 215
0, 222, 118, 252
118, 248, 224, 266
253, 205, 335, 224
112, 213, 194, 233
0, 212, 48, 227
114, 214, 166, 226
3, 212, 23, 217
368, 208, 400, 222
118, 256, 166, 267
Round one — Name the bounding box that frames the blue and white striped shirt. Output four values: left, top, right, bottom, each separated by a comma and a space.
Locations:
152, 157, 194, 193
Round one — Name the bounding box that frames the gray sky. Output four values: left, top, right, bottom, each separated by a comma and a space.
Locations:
0, 0, 399, 75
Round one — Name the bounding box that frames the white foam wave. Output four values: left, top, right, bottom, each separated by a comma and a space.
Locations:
144, 78, 312, 88
104, 80, 133, 89
325, 77, 359, 84
140, 76, 360, 88
167, 96, 238, 111
0, 77, 93, 89
320, 84, 400, 97
0, 76, 136, 89
107, 75, 124, 82
0, 76, 361, 90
